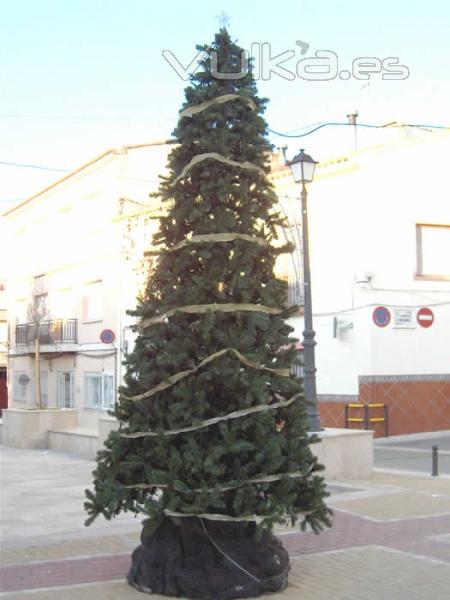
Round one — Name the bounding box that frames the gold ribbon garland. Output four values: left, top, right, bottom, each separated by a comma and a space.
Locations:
146, 232, 270, 256
121, 393, 300, 438
119, 92, 307, 525
127, 470, 307, 493
171, 152, 266, 186
138, 303, 282, 330
179, 94, 257, 119
122, 347, 290, 402
163, 509, 311, 522
164, 510, 262, 522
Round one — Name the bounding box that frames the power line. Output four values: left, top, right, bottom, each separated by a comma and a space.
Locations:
268, 121, 449, 139
0, 160, 69, 173
0, 161, 161, 184
2, 120, 449, 174
0, 198, 23, 204
0, 113, 163, 122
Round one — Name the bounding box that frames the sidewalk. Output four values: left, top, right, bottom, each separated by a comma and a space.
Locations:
374, 430, 450, 475
1, 443, 450, 599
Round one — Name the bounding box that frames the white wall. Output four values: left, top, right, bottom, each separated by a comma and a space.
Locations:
5, 143, 171, 418
275, 131, 450, 396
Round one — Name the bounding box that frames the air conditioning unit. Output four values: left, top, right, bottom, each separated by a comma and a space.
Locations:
18, 374, 30, 386
333, 317, 354, 338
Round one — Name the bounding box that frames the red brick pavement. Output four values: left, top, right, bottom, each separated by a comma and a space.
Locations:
0, 554, 130, 593
1, 510, 449, 594
281, 510, 450, 563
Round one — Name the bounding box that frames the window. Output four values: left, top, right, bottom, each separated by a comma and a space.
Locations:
53, 289, 75, 319
33, 274, 47, 295
16, 300, 27, 325
291, 347, 304, 379
0, 321, 7, 343
33, 293, 48, 315
278, 270, 303, 308
85, 373, 102, 409
276, 223, 304, 308
13, 371, 29, 402
57, 371, 74, 408
103, 374, 115, 408
28, 290, 48, 326
416, 224, 450, 279
84, 280, 103, 321
84, 373, 115, 410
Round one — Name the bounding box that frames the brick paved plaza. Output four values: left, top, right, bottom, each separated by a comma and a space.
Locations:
1, 437, 450, 599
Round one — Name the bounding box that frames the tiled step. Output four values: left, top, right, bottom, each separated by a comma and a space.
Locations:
48, 427, 99, 460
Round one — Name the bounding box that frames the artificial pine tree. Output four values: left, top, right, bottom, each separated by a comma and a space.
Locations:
85, 28, 331, 599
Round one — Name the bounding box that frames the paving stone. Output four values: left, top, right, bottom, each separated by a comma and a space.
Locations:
2, 547, 450, 600
287, 546, 450, 600
432, 533, 450, 545
379, 436, 450, 451
0, 580, 143, 599
0, 532, 139, 565
2, 444, 450, 598
340, 471, 450, 494
332, 490, 450, 520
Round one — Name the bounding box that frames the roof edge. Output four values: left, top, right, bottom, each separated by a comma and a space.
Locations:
3, 139, 175, 217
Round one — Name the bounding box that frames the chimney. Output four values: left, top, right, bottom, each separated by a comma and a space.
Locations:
346, 111, 358, 152
277, 145, 288, 165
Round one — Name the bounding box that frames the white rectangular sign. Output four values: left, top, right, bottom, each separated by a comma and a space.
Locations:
394, 308, 415, 328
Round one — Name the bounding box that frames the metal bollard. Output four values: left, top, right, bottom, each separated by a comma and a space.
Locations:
432, 445, 439, 477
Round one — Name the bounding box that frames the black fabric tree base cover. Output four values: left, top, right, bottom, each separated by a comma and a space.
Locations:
127, 516, 290, 599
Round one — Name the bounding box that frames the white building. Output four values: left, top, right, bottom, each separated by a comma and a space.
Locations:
3, 141, 171, 451
271, 128, 450, 435
3, 127, 449, 453
0, 282, 7, 414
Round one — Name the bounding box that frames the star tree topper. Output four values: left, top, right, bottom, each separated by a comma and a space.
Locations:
216, 10, 231, 28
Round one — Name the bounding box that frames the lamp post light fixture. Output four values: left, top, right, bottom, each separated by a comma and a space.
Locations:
288, 149, 321, 431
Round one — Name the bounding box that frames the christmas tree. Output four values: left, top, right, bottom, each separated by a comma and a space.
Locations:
85, 29, 331, 599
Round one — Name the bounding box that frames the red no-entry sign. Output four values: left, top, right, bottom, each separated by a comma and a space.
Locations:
417, 307, 434, 328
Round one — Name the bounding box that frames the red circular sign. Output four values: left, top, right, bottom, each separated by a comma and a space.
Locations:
373, 306, 391, 327
100, 329, 115, 343
417, 307, 434, 328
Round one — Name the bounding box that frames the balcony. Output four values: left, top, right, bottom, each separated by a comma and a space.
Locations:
15, 319, 78, 346
278, 272, 304, 309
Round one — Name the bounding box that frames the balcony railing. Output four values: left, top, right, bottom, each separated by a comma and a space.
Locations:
16, 319, 78, 346
278, 272, 304, 308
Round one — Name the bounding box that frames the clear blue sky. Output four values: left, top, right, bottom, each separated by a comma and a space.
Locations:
1, 0, 449, 208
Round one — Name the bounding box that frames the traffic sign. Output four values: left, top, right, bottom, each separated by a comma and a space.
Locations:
100, 329, 115, 343
417, 307, 434, 328
373, 306, 391, 327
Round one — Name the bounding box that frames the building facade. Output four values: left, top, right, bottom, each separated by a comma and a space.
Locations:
0, 282, 7, 415
4, 129, 449, 441
271, 129, 450, 435
4, 142, 171, 431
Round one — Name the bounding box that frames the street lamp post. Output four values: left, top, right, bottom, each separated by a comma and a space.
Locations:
288, 149, 321, 431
